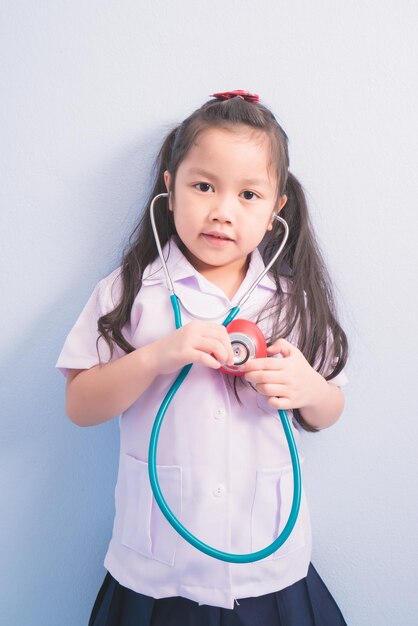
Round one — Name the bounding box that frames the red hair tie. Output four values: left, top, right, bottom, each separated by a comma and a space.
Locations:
210, 90, 259, 103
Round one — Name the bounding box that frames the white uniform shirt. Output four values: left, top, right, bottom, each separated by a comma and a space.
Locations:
56, 237, 347, 609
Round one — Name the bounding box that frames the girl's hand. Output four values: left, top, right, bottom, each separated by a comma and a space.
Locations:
241, 338, 328, 411
147, 321, 236, 376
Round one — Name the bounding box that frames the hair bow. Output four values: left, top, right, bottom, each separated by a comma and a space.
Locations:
210, 90, 259, 103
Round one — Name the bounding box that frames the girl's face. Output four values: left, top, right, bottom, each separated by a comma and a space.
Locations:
164, 125, 287, 285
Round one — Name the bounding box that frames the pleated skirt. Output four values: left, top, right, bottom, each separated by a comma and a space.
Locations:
88, 563, 348, 626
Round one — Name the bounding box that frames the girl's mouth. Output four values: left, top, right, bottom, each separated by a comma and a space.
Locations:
202, 233, 233, 246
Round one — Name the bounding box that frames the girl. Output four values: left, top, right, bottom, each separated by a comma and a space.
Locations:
57, 90, 349, 625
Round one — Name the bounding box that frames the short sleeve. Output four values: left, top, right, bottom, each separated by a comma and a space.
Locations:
55, 268, 127, 378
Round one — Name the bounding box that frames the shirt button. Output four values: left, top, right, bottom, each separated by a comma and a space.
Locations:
213, 483, 226, 498
214, 407, 226, 420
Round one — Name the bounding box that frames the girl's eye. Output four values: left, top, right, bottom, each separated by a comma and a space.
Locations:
241, 191, 258, 200
195, 183, 214, 193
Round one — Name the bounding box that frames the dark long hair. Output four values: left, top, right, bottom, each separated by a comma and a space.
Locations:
97, 96, 348, 432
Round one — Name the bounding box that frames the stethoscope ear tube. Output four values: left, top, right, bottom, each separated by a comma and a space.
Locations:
148, 195, 301, 562
148, 296, 302, 563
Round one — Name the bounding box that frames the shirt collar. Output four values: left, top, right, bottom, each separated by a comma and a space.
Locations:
142, 236, 277, 302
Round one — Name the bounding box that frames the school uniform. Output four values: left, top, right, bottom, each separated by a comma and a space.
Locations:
56, 236, 348, 625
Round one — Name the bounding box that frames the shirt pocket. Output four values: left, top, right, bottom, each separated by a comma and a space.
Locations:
121, 454, 182, 567
251, 466, 305, 560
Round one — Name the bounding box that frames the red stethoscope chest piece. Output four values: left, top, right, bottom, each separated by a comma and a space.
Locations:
219, 319, 267, 376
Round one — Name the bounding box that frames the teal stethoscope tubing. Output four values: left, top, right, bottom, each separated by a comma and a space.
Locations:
148, 193, 302, 563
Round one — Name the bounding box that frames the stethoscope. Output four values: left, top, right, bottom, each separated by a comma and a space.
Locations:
148, 192, 301, 563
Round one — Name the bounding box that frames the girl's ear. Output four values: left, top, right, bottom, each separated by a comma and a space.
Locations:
163, 170, 173, 211
267, 194, 288, 231
278, 194, 288, 212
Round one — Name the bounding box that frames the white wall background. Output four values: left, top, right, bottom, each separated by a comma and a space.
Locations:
1, 2, 417, 624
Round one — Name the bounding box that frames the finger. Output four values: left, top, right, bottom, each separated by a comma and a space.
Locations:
198, 325, 235, 364
241, 357, 286, 373
196, 338, 233, 366
192, 349, 223, 370
220, 330, 236, 365
189, 321, 232, 340
267, 338, 293, 358
244, 369, 287, 384
267, 396, 294, 411
255, 383, 288, 397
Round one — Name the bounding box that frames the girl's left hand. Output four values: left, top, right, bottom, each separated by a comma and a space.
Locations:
242, 338, 327, 411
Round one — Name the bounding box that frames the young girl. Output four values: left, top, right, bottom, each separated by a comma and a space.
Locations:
57, 90, 349, 625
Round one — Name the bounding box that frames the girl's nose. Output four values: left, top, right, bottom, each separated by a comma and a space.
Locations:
209, 194, 236, 223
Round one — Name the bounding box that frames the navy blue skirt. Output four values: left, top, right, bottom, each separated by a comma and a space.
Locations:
88, 563, 347, 626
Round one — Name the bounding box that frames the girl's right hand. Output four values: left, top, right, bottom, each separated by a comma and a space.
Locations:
146, 321, 236, 376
